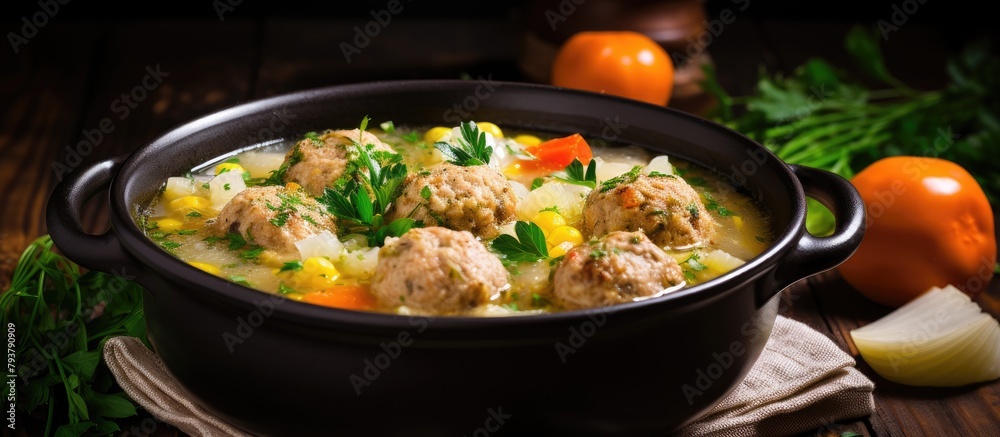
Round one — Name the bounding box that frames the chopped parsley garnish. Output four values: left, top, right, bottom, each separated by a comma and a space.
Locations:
159, 240, 181, 250
177, 229, 198, 236
589, 248, 607, 259
260, 143, 303, 186
270, 212, 290, 227
420, 185, 432, 200
239, 246, 265, 260
684, 253, 708, 272
229, 275, 251, 287
223, 183, 231, 190
225, 232, 248, 250
599, 165, 643, 192
202, 182, 211, 190
648, 171, 675, 178
304, 131, 323, 143
683, 270, 696, 282
278, 283, 296, 295
554, 158, 597, 189
379, 120, 395, 133
755, 235, 766, 243
402, 131, 421, 142
280, 260, 304, 272
540, 205, 560, 214
686, 203, 700, 220
702, 192, 738, 217
434, 121, 493, 166
531, 293, 550, 307
318, 116, 421, 246
186, 211, 202, 218
530, 177, 544, 191
224, 157, 241, 164
490, 221, 549, 263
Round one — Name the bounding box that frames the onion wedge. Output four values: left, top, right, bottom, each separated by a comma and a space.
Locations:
850, 285, 1000, 387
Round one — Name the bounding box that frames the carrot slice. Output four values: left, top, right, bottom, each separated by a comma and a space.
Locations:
302, 285, 377, 311
516, 133, 593, 175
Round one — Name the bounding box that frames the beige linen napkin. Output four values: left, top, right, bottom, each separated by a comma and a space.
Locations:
103, 316, 874, 437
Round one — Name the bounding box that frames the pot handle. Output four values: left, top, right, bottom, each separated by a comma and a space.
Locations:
759, 165, 866, 306
46, 155, 141, 274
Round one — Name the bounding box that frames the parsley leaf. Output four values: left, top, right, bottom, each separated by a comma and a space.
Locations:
554, 158, 597, 188
402, 131, 421, 142
434, 121, 493, 166
420, 185, 432, 200
260, 142, 303, 186
280, 261, 303, 272
530, 177, 544, 191
491, 221, 549, 263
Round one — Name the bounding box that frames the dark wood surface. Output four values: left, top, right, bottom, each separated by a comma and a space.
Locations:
2, 15, 998, 437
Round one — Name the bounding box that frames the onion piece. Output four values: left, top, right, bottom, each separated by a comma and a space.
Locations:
643, 155, 674, 176
516, 182, 592, 226
239, 152, 286, 178
850, 285, 1000, 387
294, 230, 345, 261
209, 170, 247, 210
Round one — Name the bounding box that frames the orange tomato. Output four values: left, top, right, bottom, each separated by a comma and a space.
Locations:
302, 285, 377, 311
839, 157, 996, 307
551, 31, 674, 106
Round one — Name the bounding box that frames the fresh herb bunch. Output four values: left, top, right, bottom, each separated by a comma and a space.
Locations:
703, 26, 1000, 235
320, 117, 419, 246
434, 121, 493, 166
1, 236, 146, 436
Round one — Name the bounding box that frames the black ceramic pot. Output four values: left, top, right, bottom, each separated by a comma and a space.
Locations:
47, 81, 864, 436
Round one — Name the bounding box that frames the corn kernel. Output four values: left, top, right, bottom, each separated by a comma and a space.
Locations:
512, 134, 542, 147
155, 218, 184, 232
214, 163, 246, 176
424, 126, 452, 143
531, 211, 567, 234
188, 262, 221, 276
289, 257, 340, 291
285, 182, 302, 191
167, 196, 211, 215
476, 122, 503, 138
547, 226, 584, 248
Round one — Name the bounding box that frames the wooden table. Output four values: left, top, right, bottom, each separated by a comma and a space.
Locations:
2, 16, 998, 436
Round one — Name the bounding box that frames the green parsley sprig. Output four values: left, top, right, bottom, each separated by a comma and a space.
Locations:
491, 221, 549, 263
554, 158, 597, 189
434, 121, 493, 166
320, 117, 419, 246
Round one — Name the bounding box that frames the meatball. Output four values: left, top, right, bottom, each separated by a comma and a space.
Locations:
283, 129, 396, 196
583, 173, 714, 249
387, 163, 517, 239
207, 185, 337, 253
553, 231, 684, 309
371, 227, 509, 315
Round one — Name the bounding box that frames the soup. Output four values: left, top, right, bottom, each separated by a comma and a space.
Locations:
140, 119, 771, 315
